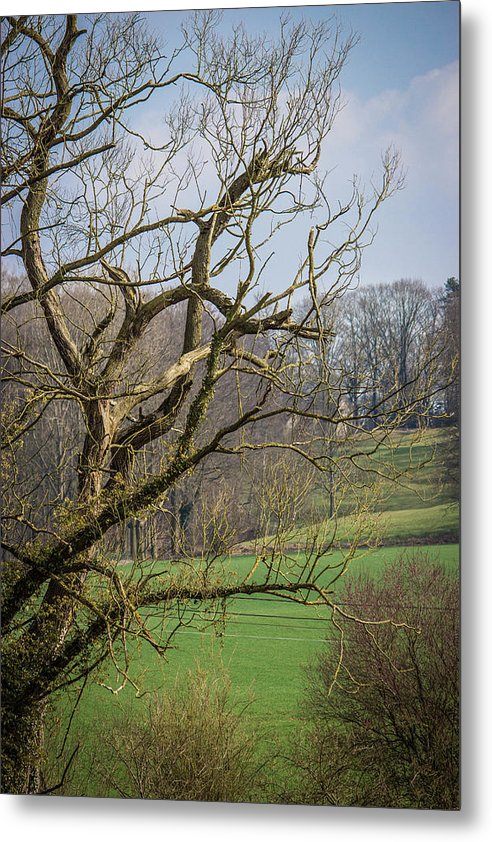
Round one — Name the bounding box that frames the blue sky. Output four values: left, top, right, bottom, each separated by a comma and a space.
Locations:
139, 2, 460, 289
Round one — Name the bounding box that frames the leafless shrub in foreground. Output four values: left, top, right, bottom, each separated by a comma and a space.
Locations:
283, 553, 459, 809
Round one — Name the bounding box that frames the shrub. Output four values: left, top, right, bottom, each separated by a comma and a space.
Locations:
92, 665, 262, 802
287, 553, 459, 809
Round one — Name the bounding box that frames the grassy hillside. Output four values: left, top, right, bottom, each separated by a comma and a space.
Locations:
236, 428, 459, 550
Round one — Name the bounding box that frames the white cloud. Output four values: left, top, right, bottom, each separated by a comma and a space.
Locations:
314, 61, 459, 287
325, 61, 459, 197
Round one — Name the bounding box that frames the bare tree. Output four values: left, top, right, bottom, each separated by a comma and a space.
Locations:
288, 554, 459, 809
1, 12, 439, 794
330, 280, 440, 428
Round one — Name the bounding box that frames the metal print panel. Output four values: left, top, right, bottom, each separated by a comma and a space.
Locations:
1, 1, 460, 808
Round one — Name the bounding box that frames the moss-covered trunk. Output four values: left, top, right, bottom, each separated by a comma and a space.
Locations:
1, 694, 46, 794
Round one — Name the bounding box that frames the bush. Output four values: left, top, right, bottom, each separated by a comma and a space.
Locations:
287, 553, 459, 809
92, 665, 262, 802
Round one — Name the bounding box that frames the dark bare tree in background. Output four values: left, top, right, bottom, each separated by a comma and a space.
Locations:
1, 12, 445, 794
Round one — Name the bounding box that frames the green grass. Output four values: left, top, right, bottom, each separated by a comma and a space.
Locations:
128, 545, 459, 739
238, 500, 459, 553
312, 426, 458, 515
157, 552, 457, 741
228, 428, 459, 553
326, 500, 459, 545
46, 427, 459, 795
51, 544, 459, 795
374, 501, 458, 541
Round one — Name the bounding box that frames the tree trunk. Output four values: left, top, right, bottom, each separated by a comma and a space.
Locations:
1, 417, 108, 793
1, 695, 46, 794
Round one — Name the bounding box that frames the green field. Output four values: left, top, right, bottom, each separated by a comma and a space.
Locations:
52, 543, 459, 796
48, 428, 459, 796
236, 428, 459, 550
243, 500, 459, 551
130, 545, 459, 733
